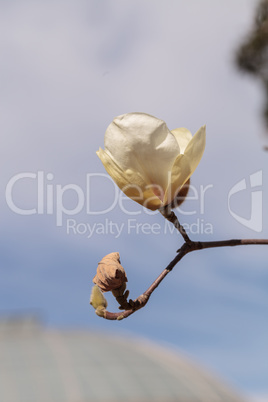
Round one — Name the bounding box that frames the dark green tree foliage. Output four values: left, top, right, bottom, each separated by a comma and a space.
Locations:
236, 0, 268, 136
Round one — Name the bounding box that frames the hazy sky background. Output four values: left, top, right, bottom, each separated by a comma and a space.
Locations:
1, 1, 268, 400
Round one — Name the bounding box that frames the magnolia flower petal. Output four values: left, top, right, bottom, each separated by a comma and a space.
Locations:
163, 154, 191, 205
97, 148, 162, 210
171, 128, 192, 154
104, 113, 180, 191
163, 125, 206, 205
183, 125, 206, 171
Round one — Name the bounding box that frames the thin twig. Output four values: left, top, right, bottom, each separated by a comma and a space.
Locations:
97, 213, 268, 321
159, 206, 191, 243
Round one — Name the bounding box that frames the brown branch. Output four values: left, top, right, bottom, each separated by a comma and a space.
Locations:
96, 212, 268, 321
159, 206, 191, 243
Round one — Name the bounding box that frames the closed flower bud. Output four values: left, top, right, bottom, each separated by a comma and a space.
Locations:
93, 252, 128, 292
97, 113, 206, 210
90, 285, 108, 317
90, 285, 108, 309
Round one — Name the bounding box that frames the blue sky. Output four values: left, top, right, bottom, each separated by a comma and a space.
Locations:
1, 0, 268, 400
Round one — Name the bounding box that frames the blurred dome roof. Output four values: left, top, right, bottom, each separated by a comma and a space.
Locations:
0, 317, 245, 402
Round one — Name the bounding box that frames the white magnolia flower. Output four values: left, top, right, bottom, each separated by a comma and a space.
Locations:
97, 112, 206, 210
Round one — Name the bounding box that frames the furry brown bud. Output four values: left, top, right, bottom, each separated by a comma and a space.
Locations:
93, 252, 128, 292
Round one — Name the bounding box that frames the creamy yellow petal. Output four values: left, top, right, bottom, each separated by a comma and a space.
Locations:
163, 154, 191, 205
104, 113, 180, 192
163, 125, 206, 205
183, 125, 206, 172
171, 128, 192, 153
97, 148, 162, 210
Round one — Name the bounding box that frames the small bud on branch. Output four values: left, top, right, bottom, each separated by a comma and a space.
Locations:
93, 252, 127, 292
90, 211, 268, 321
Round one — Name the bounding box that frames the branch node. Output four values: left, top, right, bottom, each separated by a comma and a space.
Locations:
90, 237, 268, 321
